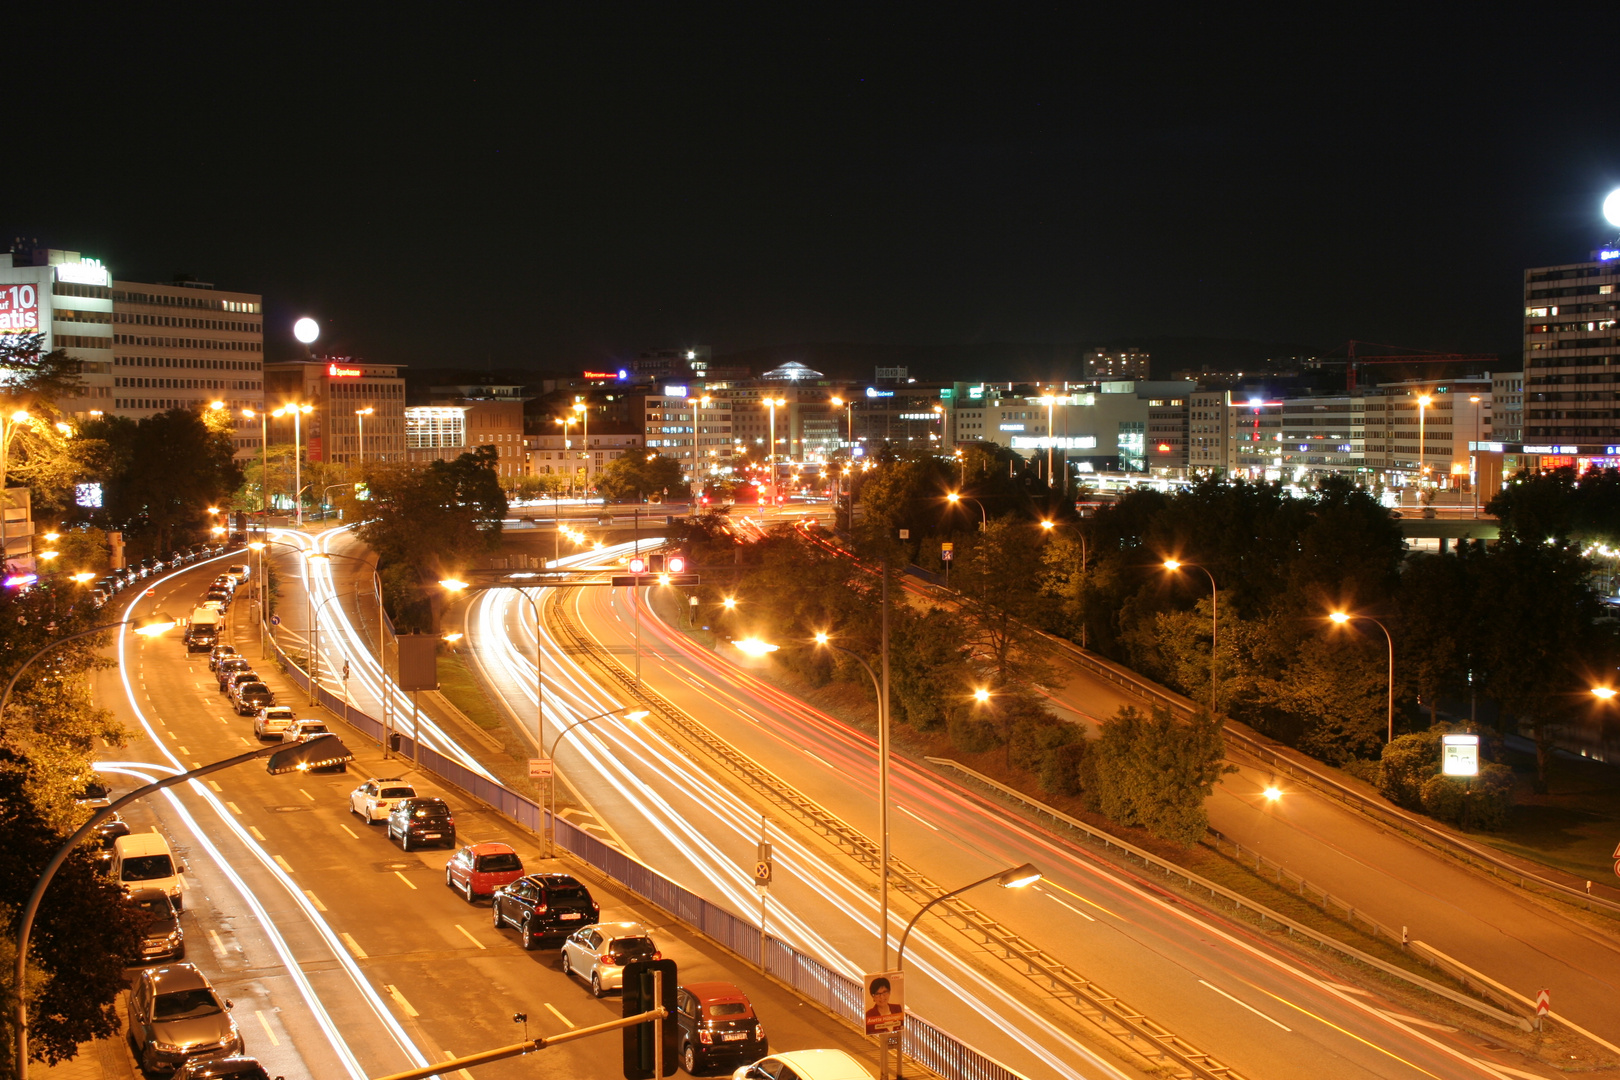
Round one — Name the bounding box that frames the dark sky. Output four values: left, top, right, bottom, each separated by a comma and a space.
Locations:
10, 7, 1620, 370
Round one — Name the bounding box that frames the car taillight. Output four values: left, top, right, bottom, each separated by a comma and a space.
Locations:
533, 903, 547, 915
699, 1031, 713, 1045
652, 952, 662, 960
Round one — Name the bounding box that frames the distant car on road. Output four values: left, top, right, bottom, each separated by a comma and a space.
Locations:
231, 681, 274, 717
349, 777, 416, 823
217, 659, 255, 691
208, 645, 239, 672
560, 921, 660, 997
386, 797, 455, 851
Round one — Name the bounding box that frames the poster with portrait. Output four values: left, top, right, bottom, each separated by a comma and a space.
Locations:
863, 970, 904, 1036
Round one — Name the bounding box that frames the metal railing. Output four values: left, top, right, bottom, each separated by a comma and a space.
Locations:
270, 637, 1026, 1080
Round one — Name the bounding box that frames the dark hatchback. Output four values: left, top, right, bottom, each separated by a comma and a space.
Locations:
490, 873, 599, 948
386, 798, 456, 851
675, 982, 767, 1074
233, 682, 274, 716
129, 887, 185, 963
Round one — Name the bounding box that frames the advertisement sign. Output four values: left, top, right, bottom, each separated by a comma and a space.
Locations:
327, 362, 362, 378
863, 971, 904, 1035
1441, 734, 1480, 777
0, 284, 41, 333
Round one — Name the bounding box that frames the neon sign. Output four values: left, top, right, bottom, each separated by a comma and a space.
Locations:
328, 363, 362, 378
55, 258, 109, 286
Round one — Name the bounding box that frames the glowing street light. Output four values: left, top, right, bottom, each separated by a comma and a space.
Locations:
1593, 686, 1617, 701
1329, 610, 1396, 742
1164, 559, 1219, 712
355, 406, 374, 466
731, 638, 779, 658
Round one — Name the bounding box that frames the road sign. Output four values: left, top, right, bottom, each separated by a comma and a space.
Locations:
270, 615, 281, 626
754, 860, 772, 885
941, 541, 954, 562
529, 757, 553, 779
1535, 988, 1551, 1016
754, 841, 773, 885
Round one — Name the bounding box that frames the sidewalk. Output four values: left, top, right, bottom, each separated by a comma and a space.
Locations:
40, 1017, 138, 1080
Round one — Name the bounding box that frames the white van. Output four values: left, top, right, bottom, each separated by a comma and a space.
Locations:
113, 832, 184, 910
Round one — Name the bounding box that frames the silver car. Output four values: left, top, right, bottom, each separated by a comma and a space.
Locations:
128, 963, 242, 1075
559, 921, 661, 997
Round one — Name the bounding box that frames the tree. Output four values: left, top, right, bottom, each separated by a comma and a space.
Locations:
78, 409, 242, 552
949, 519, 1055, 687
1080, 705, 1233, 847
596, 454, 689, 503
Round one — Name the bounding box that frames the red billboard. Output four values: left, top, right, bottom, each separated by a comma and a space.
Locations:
0, 283, 41, 333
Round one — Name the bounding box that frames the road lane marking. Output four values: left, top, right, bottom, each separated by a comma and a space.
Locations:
544, 1003, 575, 1029
340, 932, 368, 959
1375, 1010, 1456, 1032
896, 805, 938, 831
394, 871, 417, 890
178, 746, 189, 754
298, 787, 315, 801
166, 731, 178, 739
737, 710, 758, 723
1040, 877, 1123, 920
1038, 888, 1096, 921
207, 781, 222, 792
1199, 979, 1291, 1031
255, 1010, 280, 1046
237, 737, 253, 747
303, 889, 327, 912
454, 924, 486, 949
208, 930, 229, 958
384, 984, 418, 1016
273, 855, 294, 873
226, 802, 241, 814
338, 824, 359, 839
1247, 982, 1444, 1078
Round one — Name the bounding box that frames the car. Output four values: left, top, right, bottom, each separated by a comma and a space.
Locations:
231, 681, 274, 716
175, 1055, 279, 1080
211, 576, 236, 595
222, 669, 259, 699
349, 777, 416, 824
280, 719, 344, 770
128, 888, 185, 964
678, 982, 767, 1074
386, 797, 455, 851
90, 588, 109, 608
127, 963, 242, 1075
729, 1050, 872, 1080
225, 564, 251, 585
491, 873, 598, 946
217, 658, 255, 691
253, 706, 298, 741
74, 775, 112, 808
446, 843, 525, 902
92, 813, 133, 874
205, 588, 231, 609
559, 921, 661, 997
208, 645, 240, 672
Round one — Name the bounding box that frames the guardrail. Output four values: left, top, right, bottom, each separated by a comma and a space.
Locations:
924, 756, 1534, 1032
270, 640, 1026, 1080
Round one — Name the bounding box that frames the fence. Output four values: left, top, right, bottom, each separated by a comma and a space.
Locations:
271, 640, 1025, 1080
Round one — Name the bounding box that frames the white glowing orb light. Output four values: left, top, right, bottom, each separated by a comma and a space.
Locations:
293, 317, 321, 344
1605, 190, 1620, 228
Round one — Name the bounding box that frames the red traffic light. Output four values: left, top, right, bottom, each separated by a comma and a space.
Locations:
667, 554, 687, 573
628, 556, 648, 574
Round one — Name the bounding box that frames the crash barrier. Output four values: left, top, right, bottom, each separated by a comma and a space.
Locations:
273, 641, 1025, 1080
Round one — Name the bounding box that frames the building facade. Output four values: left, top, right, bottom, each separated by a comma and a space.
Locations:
1491, 370, 1524, 444
405, 399, 526, 479
1523, 253, 1620, 442
263, 359, 406, 466
1084, 348, 1150, 381
1, 249, 116, 418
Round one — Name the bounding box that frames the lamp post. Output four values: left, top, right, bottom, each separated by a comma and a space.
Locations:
1040, 394, 1057, 488
1468, 394, 1481, 517
273, 404, 313, 527
440, 579, 547, 777
355, 406, 374, 468
0, 409, 33, 572
305, 549, 388, 710
544, 707, 649, 856
11, 733, 351, 1080
1416, 393, 1432, 501
1329, 611, 1395, 742
0, 613, 178, 728
242, 408, 269, 513
1163, 559, 1219, 712
573, 400, 588, 492
766, 397, 786, 502
1041, 519, 1089, 648
945, 491, 987, 532
555, 415, 575, 497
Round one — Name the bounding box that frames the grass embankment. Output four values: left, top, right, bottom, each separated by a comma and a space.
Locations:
437, 651, 504, 730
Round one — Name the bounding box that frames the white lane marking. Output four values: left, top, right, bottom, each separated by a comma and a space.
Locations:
1198, 979, 1292, 1032
238, 737, 253, 747
394, 871, 418, 890
304, 890, 327, 912
1039, 889, 1097, 922
384, 984, 418, 1017
299, 788, 315, 802
273, 855, 295, 873
544, 1002, 575, 1029
896, 805, 938, 831
255, 1009, 280, 1046
339, 824, 359, 839
454, 924, 486, 949
1376, 1010, 1457, 1032
226, 802, 241, 815
248, 826, 266, 840
340, 932, 368, 959
442, 1050, 475, 1080
737, 710, 758, 723
207, 781, 223, 792
208, 930, 229, 958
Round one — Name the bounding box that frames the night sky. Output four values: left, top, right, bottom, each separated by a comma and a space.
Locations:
10, 8, 1620, 373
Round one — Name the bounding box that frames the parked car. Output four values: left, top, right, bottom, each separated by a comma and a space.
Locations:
491, 873, 598, 946
113, 832, 185, 910
127, 963, 242, 1075
208, 645, 240, 673
729, 1050, 872, 1080
349, 777, 416, 824
225, 564, 251, 585
92, 813, 133, 874
447, 843, 525, 902
253, 706, 298, 741
678, 982, 767, 1074
204, 587, 231, 609
175, 1055, 278, 1080
74, 776, 112, 808
280, 719, 342, 770
211, 575, 236, 595
128, 888, 185, 964
231, 681, 274, 717
386, 797, 455, 851
559, 921, 661, 997
222, 671, 259, 701
217, 658, 255, 691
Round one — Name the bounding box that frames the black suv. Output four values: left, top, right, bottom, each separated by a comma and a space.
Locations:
386, 798, 456, 851
490, 874, 600, 948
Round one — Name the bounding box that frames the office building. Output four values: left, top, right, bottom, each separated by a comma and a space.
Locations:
1084, 348, 1150, 381
263, 358, 406, 466
1491, 371, 1523, 444
1523, 253, 1620, 442
1, 249, 115, 418
406, 399, 526, 480
1187, 391, 1229, 473
635, 390, 733, 477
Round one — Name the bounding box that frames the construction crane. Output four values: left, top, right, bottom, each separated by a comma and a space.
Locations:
1313, 341, 1499, 393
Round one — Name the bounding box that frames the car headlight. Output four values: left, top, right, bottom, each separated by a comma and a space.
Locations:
151, 1041, 183, 1053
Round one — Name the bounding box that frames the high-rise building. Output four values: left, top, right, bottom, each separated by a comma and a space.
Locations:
1523, 252, 1620, 442
1491, 371, 1523, 443
111, 277, 265, 454
1, 249, 115, 418
263, 358, 406, 466
1084, 348, 1150, 381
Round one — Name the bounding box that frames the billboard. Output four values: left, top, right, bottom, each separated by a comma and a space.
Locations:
0, 283, 41, 334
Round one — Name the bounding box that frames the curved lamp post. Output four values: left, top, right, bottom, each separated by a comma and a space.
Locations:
1163, 559, 1218, 712
441, 579, 548, 767
545, 707, 648, 855
944, 491, 986, 532
1330, 611, 1395, 742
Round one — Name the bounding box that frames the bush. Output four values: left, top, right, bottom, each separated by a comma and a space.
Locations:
1008, 710, 1078, 774
1039, 741, 1088, 797
1339, 757, 1382, 788
1417, 763, 1515, 830
1378, 730, 1441, 809
945, 704, 1002, 752
1082, 706, 1231, 848
1418, 774, 1464, 822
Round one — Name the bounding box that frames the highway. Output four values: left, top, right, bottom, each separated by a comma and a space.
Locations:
91, 549, 870, 1079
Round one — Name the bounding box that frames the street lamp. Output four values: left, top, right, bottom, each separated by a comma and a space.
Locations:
1593, 686, 1617, 701
1467, 395, 1481, 518
1163, 560, 1219, 712
0, 612, 178, 726
1040, 394, 1057, 488
273, 404, 314, 527
766, 397, 787, 502
544, 707, 649, 855
1329, 611, 1396, 743
573, 401, 589, 491
11, 733, 351, 1079
945, 491, 986, 532
355, 406, 374, 467
554, 415, 575, 496
1416, 393, 1432, 497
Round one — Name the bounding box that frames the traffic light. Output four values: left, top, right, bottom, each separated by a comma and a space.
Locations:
622, 958, 678, 1078
648, 552, 666, 572
666, 553, 687, 573
628, 556, 648, 574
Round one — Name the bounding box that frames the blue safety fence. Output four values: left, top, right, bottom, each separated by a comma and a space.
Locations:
272, 640, 1025, 1080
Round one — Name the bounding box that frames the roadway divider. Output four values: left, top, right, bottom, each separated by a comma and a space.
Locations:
925, 756, 1535, 1032
269, 639, 1026, 1080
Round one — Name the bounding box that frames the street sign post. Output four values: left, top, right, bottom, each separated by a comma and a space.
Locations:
529, 758, 553, 780
1535, 988, 1550, 1030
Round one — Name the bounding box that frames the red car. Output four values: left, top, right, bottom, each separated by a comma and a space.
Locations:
444, 842, 525, 902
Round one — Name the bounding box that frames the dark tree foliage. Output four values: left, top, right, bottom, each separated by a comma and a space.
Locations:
76, 409, 242, 553
0, 750, 142, 1071
1078, 705, 1233, 847
1487, 466, 1620, 543
0, 333, 84, 405
596, 453, 690, 503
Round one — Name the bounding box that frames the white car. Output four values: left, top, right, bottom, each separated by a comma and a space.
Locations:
281, 719, 330, 744
254, 705, 298, 741
349, 778, 417, 824
225, 563, 251, 585
731, 1050, 874, 1080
